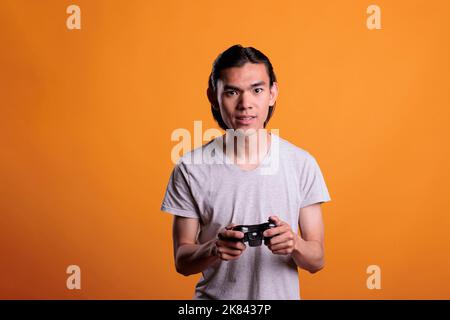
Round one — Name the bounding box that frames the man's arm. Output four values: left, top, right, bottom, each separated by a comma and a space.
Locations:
263, 203, 325, 273
291, 203, 325, 273
172, 216, 219, 276
172, 216, 246, 276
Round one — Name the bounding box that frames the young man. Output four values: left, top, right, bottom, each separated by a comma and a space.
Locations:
161, 45, 331, 299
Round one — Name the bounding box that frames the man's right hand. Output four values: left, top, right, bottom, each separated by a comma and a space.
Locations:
213, 223, 246, 261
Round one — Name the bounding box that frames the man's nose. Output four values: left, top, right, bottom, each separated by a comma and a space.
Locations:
237, 91, 253, 110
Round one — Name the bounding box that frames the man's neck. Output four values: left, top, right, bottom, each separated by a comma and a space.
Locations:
223, 129, 271, 166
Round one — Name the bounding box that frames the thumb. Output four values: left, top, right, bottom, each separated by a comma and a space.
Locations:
269, 215, 282, 226
225, 223, 238, 230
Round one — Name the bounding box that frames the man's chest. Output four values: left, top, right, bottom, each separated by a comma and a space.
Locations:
190, 167, 302, 226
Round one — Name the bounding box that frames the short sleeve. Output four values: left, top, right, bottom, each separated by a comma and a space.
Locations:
160, 162, 200, 218
299, 152, 332, 209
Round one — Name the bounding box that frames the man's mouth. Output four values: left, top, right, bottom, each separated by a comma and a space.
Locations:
235, 115, 256, 125
236, 116, 256, 120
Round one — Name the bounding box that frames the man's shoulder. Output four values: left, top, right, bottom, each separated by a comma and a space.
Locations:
176, 136, 223, 168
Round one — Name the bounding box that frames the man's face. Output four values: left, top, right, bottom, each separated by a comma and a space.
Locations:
214, 62, 278, 132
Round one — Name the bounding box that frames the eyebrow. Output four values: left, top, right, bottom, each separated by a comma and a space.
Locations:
223, 81, 266, 91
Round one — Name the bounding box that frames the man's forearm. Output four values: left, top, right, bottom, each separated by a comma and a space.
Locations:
290, 235, 324, 273
175, 239, 219, 276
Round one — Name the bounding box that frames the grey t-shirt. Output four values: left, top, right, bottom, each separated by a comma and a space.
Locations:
161, 134, 331, 299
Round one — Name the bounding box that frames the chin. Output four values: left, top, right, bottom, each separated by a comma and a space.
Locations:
231, 126, 261, 136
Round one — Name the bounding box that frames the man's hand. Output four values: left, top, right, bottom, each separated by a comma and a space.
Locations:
214, 223, 247, 261
263, 216, 298, 255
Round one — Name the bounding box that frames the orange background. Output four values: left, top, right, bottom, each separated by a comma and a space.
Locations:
1, 0, 449, 299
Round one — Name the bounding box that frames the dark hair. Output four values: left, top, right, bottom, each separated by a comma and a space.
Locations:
208, 44, 277, 130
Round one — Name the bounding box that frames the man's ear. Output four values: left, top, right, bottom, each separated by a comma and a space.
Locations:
269, 82, 279, 106
207, 87, 219, 109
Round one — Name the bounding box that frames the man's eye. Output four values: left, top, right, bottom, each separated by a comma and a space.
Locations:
225, 91, 237, 96
254, 88, 263, 93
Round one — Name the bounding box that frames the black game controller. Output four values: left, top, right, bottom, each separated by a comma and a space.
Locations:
231, 220, 277, 247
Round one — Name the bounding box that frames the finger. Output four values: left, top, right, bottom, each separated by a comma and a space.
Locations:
219, 253, 241, 261
217, 239, 246, 251
218, 224, 238, 240
217, 247, 245, 260
269, 215, 283, 226
225, 223, 238, 230
224, 240, 247, 250
222, 229, 244, 240
233, 241, 246, 251
218, 247, 243, 257
264, 224, 289, 237
272, 247, 295, 255
268, 241, 294, 252
218, 230, 241, 241
268, 231, 295, 246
